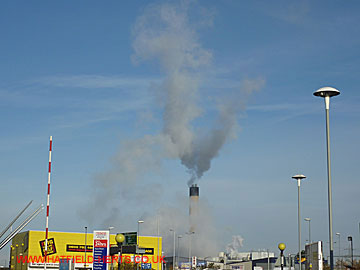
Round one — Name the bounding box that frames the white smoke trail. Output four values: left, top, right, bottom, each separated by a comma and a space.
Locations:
80, 1, 264, 257
132, 2, 210, 177
132, 1, 264, 185
226, 235, 245, 259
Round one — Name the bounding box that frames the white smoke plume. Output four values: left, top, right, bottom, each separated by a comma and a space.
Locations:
79, 1, 264, 257
132, 1, 209, 185
132, 1, 264, 185
226, 235, 245, 259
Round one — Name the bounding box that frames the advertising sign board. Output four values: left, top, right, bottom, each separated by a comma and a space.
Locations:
123, 232, 137, 245
93, 231, 109, 270
39, 238, 57, 256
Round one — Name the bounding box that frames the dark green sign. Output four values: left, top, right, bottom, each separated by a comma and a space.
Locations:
123, 232, 137, 245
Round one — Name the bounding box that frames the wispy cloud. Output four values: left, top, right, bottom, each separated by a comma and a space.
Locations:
0, 74, 160, 135
30, 74, 160, 89
258, 1, 310, 26
248, 103, 302, 112
51, 94, 154, 130
1, 74, 157, 108
246, 102, 319, 125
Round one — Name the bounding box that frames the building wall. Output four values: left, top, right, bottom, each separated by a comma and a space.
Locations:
10, 231, 162, 270
228, 261, 252, 270
10, 232, 29, 270
252, 257, 277, 270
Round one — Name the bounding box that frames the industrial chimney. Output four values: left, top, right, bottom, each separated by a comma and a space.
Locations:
189, 184, 199, 232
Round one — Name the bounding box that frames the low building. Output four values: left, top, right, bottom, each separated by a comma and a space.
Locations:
10, 231, 162, 270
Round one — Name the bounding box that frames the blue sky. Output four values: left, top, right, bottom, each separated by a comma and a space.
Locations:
1, 0, 360, 264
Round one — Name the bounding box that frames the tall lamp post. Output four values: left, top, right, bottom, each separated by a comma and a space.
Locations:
288, 254, 293, 270
336, 233, 340, 270
348, 236, 353, 268
336, 233, 340, 258
108, 227, 115, 270
138, 221, 144, 245
304, 218, 311, 244
138, 221, 144, 270
177, 235, 182, 269
84, 226, 88, 270
292, 174, 306, 270
313, 86, 340, 270
170, 229, 176, 270
186, 231, 195, 269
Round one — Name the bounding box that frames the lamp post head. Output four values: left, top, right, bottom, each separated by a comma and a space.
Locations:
304, 218, 311, 221
292, 174, 306, 180
138, 220, 144, 224
314, 87, 340, 98
336, 233, 340, 236
115, 233, 125, 245
278, 243, 286, 251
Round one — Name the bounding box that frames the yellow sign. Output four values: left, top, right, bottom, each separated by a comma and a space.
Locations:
39, 238, 57, 256
66, 244, 93, 252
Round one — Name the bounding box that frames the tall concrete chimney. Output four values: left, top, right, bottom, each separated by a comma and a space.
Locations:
189, 184, 199, 232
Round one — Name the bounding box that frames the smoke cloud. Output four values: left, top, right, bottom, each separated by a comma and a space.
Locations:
226, 235, 245, 259
132, 2, 264, 185
80, 1, 264, 257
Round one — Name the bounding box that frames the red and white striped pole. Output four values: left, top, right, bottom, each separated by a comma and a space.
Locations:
44, 136, 52, 270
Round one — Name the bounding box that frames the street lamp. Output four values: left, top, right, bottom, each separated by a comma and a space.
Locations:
292, 174, 306, 270
336, 233, 340, 258
278, 243, 286, 270
108, 227, 115, 270
348, 236, 353, 268
336, 233, 340, 270
137, 221, 144, 270
177, 235, 183, 269
313, 86, 340, 270
115, 234, 125, 270
84, 226, 88, 270
288, 254, 293, 270
186, 231, 195, 269
138, 221, 144, 245
170, 229, 176, 270
304, 218, 311, 244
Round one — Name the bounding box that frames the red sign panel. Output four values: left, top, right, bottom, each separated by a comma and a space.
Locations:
94, 239, 107, 248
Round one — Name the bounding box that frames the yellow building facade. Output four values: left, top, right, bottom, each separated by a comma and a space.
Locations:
10, 231, 162, 270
